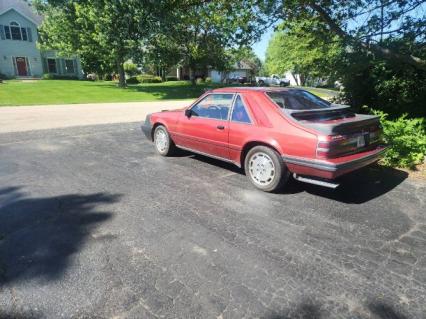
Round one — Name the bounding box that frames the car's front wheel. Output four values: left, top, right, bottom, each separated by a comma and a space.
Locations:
153, 125, 175, 156
244, 146, 289, 192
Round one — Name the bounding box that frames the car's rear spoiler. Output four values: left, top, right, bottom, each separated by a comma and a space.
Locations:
283, 104, 351, 117
283, 104, 380, 135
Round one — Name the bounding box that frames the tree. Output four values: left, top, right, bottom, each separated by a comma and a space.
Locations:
160, 0, 269, 84
38, 0, 163, 87
265, 20, 342, 86
261, 0, 426, 71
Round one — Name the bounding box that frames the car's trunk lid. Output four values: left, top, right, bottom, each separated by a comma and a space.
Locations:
286, 105, 380, 135
284, 105, 382, 158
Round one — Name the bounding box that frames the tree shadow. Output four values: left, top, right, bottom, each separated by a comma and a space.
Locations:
368, 301, 408, 319
0, 187, 120, 285
0, 310, 42, 319
264, 299, 410, 319
267, 301, 322, 319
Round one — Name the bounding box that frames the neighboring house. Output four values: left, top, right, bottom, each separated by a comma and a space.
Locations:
209, 61, 253, 83
0, 0, 82, 78
167, 61, 253, 83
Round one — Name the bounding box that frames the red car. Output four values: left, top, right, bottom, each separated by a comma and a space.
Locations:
141, 87, 386, 192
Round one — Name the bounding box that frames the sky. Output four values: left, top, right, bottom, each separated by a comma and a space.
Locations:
251, 27, 274, 61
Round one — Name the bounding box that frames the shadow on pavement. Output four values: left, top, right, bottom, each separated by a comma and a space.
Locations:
265, 299, 409, 319
289, 165, 408, 204
0, 310, 42, 319
0, 186, 120, 285
183, 152, 407, 204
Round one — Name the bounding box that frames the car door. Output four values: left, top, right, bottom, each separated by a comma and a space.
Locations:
174, 93, 235, 159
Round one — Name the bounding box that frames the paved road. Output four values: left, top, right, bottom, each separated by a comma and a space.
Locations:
0, 100, 192, 134
0, 123, 425, 319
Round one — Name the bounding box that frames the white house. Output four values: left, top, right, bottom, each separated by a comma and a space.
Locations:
209, 61, 253, 83
0, 0, 82, 78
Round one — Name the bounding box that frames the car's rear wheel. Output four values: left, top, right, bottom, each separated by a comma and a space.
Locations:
153, 125, 175, 156
244, 146, 289, 192
258, 80, 265, 86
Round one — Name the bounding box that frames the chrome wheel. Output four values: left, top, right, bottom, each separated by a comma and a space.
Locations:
155, 128, 168, 153
248, 152, 275, 186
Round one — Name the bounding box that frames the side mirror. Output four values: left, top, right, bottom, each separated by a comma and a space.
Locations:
185, 109, 192, 118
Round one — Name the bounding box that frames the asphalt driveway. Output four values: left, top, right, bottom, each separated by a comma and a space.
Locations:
0, 123, 425, 319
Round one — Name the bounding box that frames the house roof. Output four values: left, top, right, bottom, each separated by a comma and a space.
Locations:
233, 61, 252, 70
0, 0, 43, 25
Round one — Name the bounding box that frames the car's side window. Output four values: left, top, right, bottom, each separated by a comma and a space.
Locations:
191, 94, 234, 120
231, 95, 251, 124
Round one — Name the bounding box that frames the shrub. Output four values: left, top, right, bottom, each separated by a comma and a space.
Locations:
126, 76, 140, 84
166, 76, 178, 81
0, 73, 9, 80
43, 74, 79, 80
372, 110, 426, 169
136, 75, 162, 83
205, 77, 212, 84
196, 77, 204, 84
124, 62, 138, 76
102, 74, 113, 81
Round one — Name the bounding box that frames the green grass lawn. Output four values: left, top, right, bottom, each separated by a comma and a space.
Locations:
0, 79, 338, 106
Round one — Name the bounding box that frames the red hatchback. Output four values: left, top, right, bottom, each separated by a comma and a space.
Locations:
142, 87, 386, 192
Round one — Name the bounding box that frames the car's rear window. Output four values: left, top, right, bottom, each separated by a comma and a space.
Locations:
266, 90, 331, 110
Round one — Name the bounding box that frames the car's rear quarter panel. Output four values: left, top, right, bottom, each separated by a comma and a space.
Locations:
231, 92, 318, 163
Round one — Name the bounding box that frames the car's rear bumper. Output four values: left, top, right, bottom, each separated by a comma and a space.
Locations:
283, 145, 388, 179
141, 115, 153, 140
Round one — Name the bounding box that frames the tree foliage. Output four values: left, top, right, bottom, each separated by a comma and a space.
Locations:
265, 19, 342, 85
261, 0, 426, 71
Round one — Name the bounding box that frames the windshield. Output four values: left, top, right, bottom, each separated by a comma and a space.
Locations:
266, 90, 331, 110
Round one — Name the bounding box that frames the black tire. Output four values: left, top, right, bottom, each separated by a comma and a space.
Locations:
153, 125, 176, 156
244, 145, 289, 192
258, 80, 265, 86
279, 82, 287, 87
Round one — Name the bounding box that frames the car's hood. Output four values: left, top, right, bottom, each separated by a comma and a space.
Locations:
157, 107, 186, 113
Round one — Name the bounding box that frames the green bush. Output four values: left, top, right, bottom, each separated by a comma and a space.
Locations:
136, 75, 162, 83
372, 110, 426, 169
205, 77, 212, 84
196, 77, 204, 84
166, 76, 178, 81
126, 76, 140, 84
124, 62, 138, 76
42, 73, 79, 80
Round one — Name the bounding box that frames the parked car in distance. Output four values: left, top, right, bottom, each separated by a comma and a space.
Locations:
141, 87, 386, 192
256, 74, 290, 87
226, 76, 247, 84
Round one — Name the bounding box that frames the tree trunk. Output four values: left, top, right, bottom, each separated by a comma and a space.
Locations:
189, 67, 196, 85
291, 72, 299, 86
117, 59, 126, 88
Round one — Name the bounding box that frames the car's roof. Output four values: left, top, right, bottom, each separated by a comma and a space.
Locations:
210, 87, 303, 94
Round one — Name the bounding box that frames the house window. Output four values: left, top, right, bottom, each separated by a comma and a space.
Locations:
65, 60, 75, 74
47, 59, 57, 73
10, 22, 22, 40
21, 27, 27, 41
4, 26, 11, 39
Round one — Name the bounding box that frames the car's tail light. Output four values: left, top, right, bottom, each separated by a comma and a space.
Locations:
317, 128, 382, 159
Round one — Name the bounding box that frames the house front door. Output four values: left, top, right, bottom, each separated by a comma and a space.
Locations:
16, 57, 28, 76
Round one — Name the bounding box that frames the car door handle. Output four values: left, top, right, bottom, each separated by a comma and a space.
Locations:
217, 125, 225, 130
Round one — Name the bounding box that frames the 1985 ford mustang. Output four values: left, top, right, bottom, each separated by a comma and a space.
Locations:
141, 87, 386, 192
